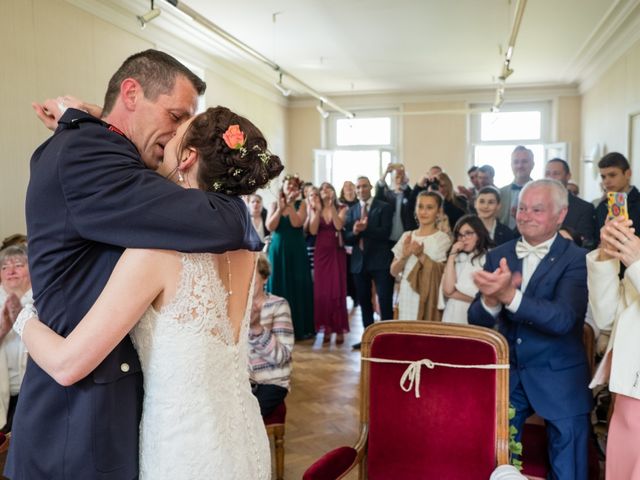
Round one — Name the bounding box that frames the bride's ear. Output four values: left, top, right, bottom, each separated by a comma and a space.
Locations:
178, 147, 198, 172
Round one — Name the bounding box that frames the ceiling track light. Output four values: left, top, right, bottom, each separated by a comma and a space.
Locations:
316, 101, 330, 119
159, 0, 354, 118
274, 73, 291, 97
491, 0, 527, 112
137, 0, 161, 29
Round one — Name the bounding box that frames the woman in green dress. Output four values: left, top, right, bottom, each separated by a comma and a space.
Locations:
266, 175, 315, 339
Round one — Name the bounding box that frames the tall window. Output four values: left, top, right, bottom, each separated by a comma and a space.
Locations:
471, 102, 551, 187
315, 111, 397, 188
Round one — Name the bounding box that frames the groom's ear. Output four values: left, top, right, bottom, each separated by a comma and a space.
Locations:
178, 147, 198, 171
120, 78, 141, 111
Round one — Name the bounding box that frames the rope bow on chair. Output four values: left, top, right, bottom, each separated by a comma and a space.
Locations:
362, 356, 509, 398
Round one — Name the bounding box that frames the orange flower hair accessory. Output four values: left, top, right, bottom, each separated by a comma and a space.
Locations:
222, 125, 246, 150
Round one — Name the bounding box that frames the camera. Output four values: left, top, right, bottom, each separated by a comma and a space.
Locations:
426, 178, 440, 191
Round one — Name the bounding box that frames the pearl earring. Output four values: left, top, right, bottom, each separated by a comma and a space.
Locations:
178, 171, 184, 182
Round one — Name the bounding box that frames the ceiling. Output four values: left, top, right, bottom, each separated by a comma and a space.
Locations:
176, 0, 636, 97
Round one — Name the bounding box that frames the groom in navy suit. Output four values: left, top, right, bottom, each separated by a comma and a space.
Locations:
468, 179, 592, 479
6, 50, 261, 480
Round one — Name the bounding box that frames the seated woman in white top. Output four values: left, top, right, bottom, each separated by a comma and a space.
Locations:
0, 245, 31, 432
440, 215, 491, 324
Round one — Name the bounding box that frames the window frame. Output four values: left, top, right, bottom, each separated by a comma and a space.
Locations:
315, 109, 399, 186
470, 101, 551, 147
469, 101, 552, 185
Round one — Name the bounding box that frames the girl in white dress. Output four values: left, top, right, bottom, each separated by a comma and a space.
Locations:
10, 107, 283, 479
440, 215, 492, 324
391, 191, 451, 319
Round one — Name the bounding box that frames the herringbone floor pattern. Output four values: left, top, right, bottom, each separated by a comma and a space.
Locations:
272, 306, 365, 480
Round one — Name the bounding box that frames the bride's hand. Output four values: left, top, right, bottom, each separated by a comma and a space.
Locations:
32, 95, 103, 131
32, 99, 64, 131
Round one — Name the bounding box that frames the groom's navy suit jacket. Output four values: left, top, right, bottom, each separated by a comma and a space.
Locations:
6, 110, 261, 480
468, 236, 593, 420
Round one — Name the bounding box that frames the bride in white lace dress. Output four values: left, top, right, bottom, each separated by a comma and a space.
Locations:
11, 106, 284, 479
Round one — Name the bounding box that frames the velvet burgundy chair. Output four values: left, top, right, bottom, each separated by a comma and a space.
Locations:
303, 321, 510, 480
520, 323, 599, 480
264, 401, 286, 480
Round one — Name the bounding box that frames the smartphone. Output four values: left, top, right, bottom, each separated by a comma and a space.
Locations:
607, 191, 629, 221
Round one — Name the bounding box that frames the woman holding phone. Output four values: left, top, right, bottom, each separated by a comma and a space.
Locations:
587, 217, 640, 478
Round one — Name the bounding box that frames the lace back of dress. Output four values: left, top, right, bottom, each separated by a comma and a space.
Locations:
161, 253, 235, 344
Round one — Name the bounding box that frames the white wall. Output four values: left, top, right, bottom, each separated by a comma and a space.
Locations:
581, 36, 640, 202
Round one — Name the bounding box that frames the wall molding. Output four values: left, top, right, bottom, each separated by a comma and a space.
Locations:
287, 84, 580, 113
560, 0, 640, 93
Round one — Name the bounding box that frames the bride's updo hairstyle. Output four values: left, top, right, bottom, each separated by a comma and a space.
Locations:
180, 106, 284, 195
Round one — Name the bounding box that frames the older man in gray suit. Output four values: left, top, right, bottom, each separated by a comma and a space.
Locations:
499, 146, 534, 229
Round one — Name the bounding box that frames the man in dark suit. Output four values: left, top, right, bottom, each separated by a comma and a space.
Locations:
344, 176, 394, 349
469, 179, 592, 480
6, 50, 261, 480
544, 158, 597, 249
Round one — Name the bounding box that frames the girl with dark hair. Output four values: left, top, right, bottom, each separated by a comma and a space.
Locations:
390, 191, 451, 320
308, 182, 349, 344
266, 174, 315, 340
11, 106, 283, 479
440, 214, 491, 324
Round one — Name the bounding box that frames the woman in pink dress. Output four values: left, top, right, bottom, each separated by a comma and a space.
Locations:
308, 182, 349, 345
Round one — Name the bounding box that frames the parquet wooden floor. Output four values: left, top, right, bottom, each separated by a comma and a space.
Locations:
271, 305, 365, 480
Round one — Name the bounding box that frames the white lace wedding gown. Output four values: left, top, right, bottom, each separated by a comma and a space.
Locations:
130, 253, 270, 479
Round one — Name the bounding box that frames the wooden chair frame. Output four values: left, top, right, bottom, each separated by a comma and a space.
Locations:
350, 320, 511, 479
265, 420, 285, 480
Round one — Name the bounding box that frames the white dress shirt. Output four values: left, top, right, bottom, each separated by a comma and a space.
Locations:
360, 197, 373, 215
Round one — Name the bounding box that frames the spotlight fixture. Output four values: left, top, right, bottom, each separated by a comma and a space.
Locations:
137, 1, 161, 29
316, 101, 330, 119
491, 83, 505, 112
491, 0, 527, 113
273, 73, 291, 97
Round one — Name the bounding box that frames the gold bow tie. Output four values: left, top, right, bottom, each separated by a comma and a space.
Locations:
515, 241, 549, 260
